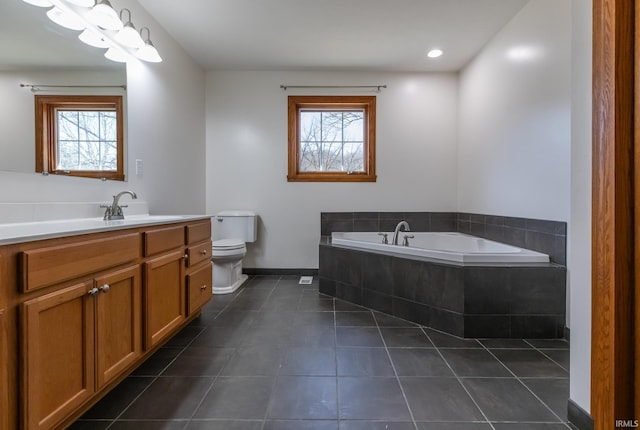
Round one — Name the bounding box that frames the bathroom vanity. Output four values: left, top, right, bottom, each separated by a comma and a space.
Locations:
0, 216, 213, 430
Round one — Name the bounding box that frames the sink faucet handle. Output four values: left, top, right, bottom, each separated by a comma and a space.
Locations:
378, 232, 389, 244
402, 234, 415, 246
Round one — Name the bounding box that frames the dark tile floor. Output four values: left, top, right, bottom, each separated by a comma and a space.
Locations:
71, 275, 573, 430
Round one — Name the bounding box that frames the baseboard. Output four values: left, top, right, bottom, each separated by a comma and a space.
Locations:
568, 399, 594, 430
564, 326, 570, 341
243, 268, 319, 276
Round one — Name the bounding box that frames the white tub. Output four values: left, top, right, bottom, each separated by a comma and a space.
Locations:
330, 231, 549, 264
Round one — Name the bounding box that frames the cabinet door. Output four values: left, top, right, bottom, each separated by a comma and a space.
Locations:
0, 309, 8, 430
143, 250, 185, 349
187, 262, 213, 315
95, 265, 141, 389
22, 281, 95, 430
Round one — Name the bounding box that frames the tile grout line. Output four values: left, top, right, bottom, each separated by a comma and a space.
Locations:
523, 339, 570, 373
481, 342, 571, 428
170, 278, 259, 429
333, 297, 341, 428
103, 324, 209, 429
419, 327, 497, 430
372, 311, 420, 430
259, 275, 303, 430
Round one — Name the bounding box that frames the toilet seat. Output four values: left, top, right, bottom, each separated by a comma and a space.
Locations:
212, 238, 246, 258
213, 238, 245, 250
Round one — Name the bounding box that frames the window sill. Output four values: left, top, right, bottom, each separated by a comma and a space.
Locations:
287, 173, 377, 182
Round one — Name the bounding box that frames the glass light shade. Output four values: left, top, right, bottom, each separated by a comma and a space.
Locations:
21, 0, 53, 7
78, 29, 109, 48
136, 40, 162, 63
65, 0, 95, 6
87, 0, 122, 31
115, 24, 144, 49
46, 7, 85, 30
104, 47, 128, 63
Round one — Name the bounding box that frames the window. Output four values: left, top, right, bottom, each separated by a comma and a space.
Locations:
287, 95, 376, 182
35, 95, 124, 181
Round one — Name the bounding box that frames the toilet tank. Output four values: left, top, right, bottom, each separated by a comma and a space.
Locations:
213, 210, 257, 242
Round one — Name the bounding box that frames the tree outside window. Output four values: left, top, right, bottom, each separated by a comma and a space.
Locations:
287, 96, 376, 182
35, 95, 124, 181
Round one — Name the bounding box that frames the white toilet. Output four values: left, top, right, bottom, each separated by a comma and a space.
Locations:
211, 210, 257, 294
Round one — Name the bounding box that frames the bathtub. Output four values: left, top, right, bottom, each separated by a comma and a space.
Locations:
330, 231, 549, 264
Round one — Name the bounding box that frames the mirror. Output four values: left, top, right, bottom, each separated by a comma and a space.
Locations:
0, 0, 126, 173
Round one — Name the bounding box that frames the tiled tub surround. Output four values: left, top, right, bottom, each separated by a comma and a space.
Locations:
319, 212, 566, 338
321, 212, 567, 265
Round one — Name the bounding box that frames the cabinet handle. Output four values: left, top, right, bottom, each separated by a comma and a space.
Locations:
200, 249, 207, 255
99, 284, 110, 293
87, 287, 99, 296
183, 254, 189, 261
200, 285, 207, 291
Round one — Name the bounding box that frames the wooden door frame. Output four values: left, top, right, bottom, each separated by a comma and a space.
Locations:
591, 0, 637, 428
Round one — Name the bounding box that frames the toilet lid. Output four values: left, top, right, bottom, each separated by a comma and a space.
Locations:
213, 238, 245, 250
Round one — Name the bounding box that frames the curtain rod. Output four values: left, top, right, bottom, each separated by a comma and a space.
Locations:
280, 84, 386, 91
20, 84, 127, 92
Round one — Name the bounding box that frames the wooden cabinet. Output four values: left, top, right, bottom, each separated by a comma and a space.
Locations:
0, 308, 8, 430
21, 234, 139, 293
185, 222, 212, 315
22, 280, 96, 430
21, 265, 141, 430
143, 250, 185, 349
143, 220, 212, 346
94, 266, 141, 389
0, 217, 212, 430
187, 262, 213, 315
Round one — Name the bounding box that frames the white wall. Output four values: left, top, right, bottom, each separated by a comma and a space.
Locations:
457, 0, 571, 222
0, 0, 206, 216
569, 0, 592, 415
206, 71, 459, 268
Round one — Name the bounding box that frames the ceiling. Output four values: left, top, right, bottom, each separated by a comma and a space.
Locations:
137, 0, 530, 72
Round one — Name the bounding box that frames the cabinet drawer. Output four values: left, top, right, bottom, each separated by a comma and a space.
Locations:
187, 262, 212, 315
186, 221, 211, 245
186, 240, 212, 267
144, 225, 184, 256
21, 233, 140, 293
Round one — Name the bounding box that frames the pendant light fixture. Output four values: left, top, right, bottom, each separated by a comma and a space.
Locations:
64, 0, 94, 6
78, 28, 109, 48
104, 47, 128, 63
21, 0, 162, 64
114, 9, 144, 49
46, 7, 85, 30
136, 27, 162, 63
87, 0, 122, 31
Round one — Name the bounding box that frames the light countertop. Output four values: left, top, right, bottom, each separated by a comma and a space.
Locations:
0, 214, 212, 245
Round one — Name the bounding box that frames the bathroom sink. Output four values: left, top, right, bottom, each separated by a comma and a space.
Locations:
125, 215, 187, 221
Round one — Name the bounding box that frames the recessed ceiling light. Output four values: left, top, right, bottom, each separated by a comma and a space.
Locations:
427, 49, 443, 58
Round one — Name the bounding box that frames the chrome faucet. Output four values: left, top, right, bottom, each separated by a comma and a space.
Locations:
392, 221, 411, 245
102, 190, 137, 220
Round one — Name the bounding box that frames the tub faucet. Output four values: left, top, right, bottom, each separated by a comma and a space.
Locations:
102, 190, 137, 220
392, 221, 411, 245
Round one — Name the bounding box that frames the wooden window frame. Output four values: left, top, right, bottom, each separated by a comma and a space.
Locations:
35, 95, 125, 181
287, 95, 376, 182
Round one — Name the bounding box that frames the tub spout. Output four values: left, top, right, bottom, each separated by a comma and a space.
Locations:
392, 221, 410, 245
